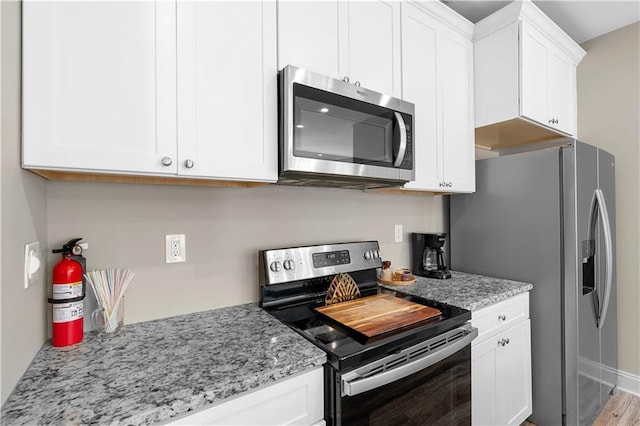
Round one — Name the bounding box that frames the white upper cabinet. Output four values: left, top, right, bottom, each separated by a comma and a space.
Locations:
277, 0, 401, 98
277, 1, 341, 81
23, 1, 277, 183
520, 20, 578, 136
22, 1, 177, 175
473, 0, 585, 149
176, 1, 277, 182
401, 2, 475, 193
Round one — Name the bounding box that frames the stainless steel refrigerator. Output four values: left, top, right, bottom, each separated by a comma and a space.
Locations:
450, 140, 616, 425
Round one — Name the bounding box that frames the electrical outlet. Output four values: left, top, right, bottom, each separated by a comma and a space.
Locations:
394, 224, 403, 243
165, 234, 186, 263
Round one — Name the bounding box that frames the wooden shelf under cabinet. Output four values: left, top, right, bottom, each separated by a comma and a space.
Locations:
475, 118, 566, 152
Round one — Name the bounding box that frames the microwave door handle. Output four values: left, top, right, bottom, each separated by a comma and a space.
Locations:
393, 112, 407, 168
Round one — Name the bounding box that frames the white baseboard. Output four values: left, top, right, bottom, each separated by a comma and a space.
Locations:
579, 356, 640, 397
615, 368, 640, 397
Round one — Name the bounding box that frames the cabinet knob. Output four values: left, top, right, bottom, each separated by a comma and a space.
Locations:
161, 157, 173, 167
343, 76, 350, 83
498, 338, 510, 346
355, 81, 361, 87
184, 159, 194, 169
498, 314, 506, 321
555, 118, 559, 124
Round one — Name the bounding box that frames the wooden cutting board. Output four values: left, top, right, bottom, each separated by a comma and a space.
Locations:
315, 294, 441, 338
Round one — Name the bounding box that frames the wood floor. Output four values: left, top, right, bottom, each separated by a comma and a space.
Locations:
520, 391, 639, 426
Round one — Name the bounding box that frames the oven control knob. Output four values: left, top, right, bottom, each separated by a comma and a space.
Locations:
283, 260, 294, 270
269, 261, 282, 272
364, 251, 372, 260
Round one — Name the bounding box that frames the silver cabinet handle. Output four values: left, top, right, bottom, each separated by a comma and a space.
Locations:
498, 314, 506, 321
355, 81, 361, 87
392, 112, 407, 168
498, 338, 510, 346
343, 76, 350, 83
184, 159, 194, 169
161, 157, 173, 167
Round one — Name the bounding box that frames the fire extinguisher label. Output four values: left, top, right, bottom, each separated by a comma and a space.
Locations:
53, 301, 84, 323
52, 281, 83, 300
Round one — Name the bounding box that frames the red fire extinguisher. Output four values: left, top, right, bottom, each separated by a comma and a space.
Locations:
48, 238, 86, 347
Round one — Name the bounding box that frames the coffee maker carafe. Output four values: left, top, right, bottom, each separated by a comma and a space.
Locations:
411, 233, 452, 279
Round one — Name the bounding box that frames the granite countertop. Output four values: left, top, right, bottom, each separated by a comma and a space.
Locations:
1, 303, 326, 425
380, 271, 533, 311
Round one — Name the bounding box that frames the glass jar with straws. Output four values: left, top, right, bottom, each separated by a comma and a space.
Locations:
85, 269, 135, 337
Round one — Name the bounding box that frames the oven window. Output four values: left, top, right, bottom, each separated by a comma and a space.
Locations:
334, 345, 471, 426
293, 84, 394, 167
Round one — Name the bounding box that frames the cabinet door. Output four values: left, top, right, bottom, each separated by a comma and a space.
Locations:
177, 1, 277, 182
548, 48, 577, 136
520, 21, 549, 128
439, 30, 475, 192
496, 319, 533, 425
277, 1, 341, 79
168, 368, 324, 425
400, 3, 439, 191
23, 1, 177, 175
472, 335, 498, 426
345, 0, 401, 97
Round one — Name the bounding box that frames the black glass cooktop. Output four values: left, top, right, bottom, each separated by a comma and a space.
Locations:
266, 289, 471, 371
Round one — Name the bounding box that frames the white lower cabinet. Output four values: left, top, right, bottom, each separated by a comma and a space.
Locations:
471, 293, 532, 425
167, 368, 324, 425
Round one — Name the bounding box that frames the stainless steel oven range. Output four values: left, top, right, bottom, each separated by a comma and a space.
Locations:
259, 241, 477, 425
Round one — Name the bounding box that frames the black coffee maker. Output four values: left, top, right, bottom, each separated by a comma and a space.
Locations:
411, 233, 452, 279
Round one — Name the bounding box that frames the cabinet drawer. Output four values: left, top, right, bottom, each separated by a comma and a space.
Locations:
471, 292, 529, 344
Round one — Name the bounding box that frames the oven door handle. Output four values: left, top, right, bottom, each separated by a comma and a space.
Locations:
341, 326, 478, 397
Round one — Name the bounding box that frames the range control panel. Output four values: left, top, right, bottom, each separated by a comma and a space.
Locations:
261, 241, 382, 285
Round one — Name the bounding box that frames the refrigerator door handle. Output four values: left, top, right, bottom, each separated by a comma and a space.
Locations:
587, 189, 614, 329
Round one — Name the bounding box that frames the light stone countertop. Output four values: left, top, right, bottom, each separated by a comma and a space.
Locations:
0, 303, 326, 426
2, 271, 531, 425
379, 271, 533, 311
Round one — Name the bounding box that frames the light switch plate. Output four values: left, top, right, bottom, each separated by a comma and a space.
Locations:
394, 224, 403, 243
24, 241, 41, 289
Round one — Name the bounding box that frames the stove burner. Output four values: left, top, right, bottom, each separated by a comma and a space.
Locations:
316, 331, 345, 344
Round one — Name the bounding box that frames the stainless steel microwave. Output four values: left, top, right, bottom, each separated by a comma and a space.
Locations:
278, 65, 415, 189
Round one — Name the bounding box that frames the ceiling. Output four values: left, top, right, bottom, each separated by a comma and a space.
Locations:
441, 0, 640, 44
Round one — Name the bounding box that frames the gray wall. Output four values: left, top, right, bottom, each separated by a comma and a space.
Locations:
578, 22, 640, 376
1, 1, 49, 405
46, 182, 445, 325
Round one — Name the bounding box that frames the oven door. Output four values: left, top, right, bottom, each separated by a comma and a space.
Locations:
330, 325, 477, 426
280, 65, 414, 183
